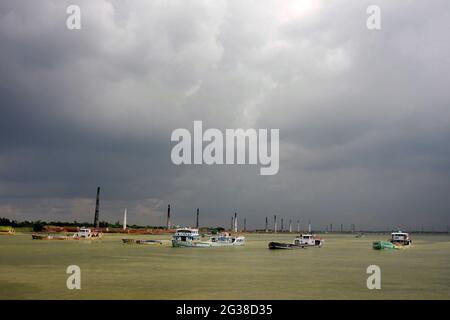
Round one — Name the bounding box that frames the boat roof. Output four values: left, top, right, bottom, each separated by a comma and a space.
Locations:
176, 228, 199, 233
391, 231, 408, 235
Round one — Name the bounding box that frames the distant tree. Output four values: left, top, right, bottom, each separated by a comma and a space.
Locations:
33, 222, 44, 232
0, 217, 12, 226
99, 221, 109, 228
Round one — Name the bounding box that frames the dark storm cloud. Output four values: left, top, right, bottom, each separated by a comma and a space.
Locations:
0, 0, 449, 230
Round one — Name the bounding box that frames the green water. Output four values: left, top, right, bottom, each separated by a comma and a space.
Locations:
1, 233, 450, 299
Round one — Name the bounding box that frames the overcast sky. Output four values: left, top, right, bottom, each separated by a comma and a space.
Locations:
1, 0, 449, 230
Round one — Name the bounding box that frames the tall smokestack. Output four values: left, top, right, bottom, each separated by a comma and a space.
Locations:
234, 212, 237, 233
93, 187, 100, 228
231, 216, 234, 231
196, 208, 199, 229
308, 220, 311, 233
123, 208, 127, 230
265, 217, 268, 233
289, 220, 292, 233
281, 218, 284, 232
244, 218, 246, 232
274, 215, 277, 233
297, 220, 300, 233
330, 224, 333, 233
166, 204, 171, 229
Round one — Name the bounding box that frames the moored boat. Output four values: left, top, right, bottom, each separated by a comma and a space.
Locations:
122, 238, 163, 245
72, 227, 103, 240
209, 233, 245, 246
32, 234, 69, 240
0, 226, 15, 235
32, 227, 102, 240
171, 228, 203, 247
171, 229, 245, 247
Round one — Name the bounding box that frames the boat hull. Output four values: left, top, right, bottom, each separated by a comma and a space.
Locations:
32, 234, 102, 240
32, 234, 69, 240
172, 239, 246, 247
268, 242, 306, 250
172, 240, 212, 247
372, 241, 397, 250
122, 238, 163, 245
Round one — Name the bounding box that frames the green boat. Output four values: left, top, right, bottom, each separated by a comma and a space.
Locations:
372, 241, 397, 250
373, 231, 412, 250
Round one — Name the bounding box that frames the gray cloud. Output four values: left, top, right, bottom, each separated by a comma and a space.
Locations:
1, 0, 449, 230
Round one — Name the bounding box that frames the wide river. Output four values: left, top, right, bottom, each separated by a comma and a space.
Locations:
1, 233, 449, 299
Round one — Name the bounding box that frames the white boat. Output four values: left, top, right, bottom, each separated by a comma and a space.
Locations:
293, 234, 323, 247
209, 233, 245, 246
171, 229, 245, 247
390, 231, 412, 246
171, 228, 204, 247
72, 227, 102, 240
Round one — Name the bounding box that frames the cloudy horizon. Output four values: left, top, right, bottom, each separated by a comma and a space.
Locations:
1, 0, 450, 231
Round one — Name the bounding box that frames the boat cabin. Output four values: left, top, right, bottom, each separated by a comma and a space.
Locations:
390, 231, 411, 245
72, 227, 102, 239
210, 233, 245, 244
172, 228, 200, 242
294, 234, 323, 247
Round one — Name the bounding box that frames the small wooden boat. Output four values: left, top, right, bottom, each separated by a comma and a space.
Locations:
32, 227, 102, 241
0, 226, 15, 235
122, 238, 163, 245
32, 234, 69, 240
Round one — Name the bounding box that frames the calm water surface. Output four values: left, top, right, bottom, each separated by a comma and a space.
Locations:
1, 233, 449, 299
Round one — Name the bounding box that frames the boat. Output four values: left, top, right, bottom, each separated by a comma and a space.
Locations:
294, 234, 324, 247
171, 229, 245, 247
268, 233, 324, 250
72, 227, 102, 239
373, 231, 412, 250
122, 238, 163, 245
31, 227, 102, 240
0, 226, 15, 235
372, 240, 397, 250
268, 242, 306, 250
32, 234, 69, 240
390, 231, 412, 246
171, 228, 202, 247
209, 233, 245, 246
